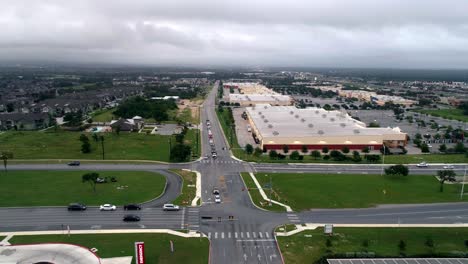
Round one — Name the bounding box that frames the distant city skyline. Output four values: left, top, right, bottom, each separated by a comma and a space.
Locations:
2, 0, 468, 69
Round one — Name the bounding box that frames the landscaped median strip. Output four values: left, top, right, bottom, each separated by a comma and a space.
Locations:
275, 223, 468, 237
0, 229, 206, 239
248, 172, 293, 212
181, 169, 202, 206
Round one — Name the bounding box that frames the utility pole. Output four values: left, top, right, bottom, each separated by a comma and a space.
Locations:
380, 145, 386, 176
461, 165, 467, 200
100, 135, 105, 160
169, 137, 172, 157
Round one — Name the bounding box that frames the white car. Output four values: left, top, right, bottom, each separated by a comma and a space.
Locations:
416, 162, 429, 168
99, 204, 116, 211
443, 165, 455, 170
215, 195, 221, 203
163, 204, 180, 211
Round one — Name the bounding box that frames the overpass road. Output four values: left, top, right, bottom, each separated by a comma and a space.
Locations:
1, 81, 467, 264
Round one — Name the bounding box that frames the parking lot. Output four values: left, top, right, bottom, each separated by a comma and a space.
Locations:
232, 107, 259, 148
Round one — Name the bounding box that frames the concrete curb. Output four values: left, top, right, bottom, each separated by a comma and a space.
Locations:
275, 223, 468, 237
0, 229, 207, 239
248, 172, 293, 212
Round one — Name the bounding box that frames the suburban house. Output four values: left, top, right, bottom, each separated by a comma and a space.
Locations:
0, 113, 51, 130
110, 116, 144, 132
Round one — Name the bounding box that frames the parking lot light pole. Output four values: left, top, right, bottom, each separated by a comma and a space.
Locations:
380, 145, 386, 176
461, 165, 467, 200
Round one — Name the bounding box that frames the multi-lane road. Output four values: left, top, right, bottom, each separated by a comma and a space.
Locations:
1, 81, 467, 264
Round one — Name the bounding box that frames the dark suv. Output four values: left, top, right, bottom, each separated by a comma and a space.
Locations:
123, 214, 141, 222
67, 161, 80, 166
124, 204, 141, 210
67, 203, 86, 211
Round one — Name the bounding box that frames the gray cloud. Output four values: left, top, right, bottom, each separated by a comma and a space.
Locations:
1, 0, 468, 68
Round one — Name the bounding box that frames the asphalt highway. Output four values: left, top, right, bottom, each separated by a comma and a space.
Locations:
1, 81, 467, 264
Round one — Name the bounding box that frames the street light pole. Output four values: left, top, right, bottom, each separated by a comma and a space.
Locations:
380, 145, 386, 176
461, 165, 467, 200
268, 174, 272, 206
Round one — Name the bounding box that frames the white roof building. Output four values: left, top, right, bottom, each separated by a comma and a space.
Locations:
246, 104, 407, 150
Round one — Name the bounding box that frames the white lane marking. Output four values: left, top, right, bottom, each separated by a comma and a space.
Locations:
236, 239, 276, 242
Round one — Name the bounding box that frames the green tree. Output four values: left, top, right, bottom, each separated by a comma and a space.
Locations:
269, 150, 278, 159
398, 240, 406, 251
420, 143, 430, 153
253, 147, 263, 157
362, 146, 370, 153
100, 135, 105, 160
175, 133, 185, 144
0, 151, 13, 173
170, 144, 192, 162
290, 151, 301, 160
352, 150, 362, 162
365, 154, 381, 162
82, 172, 99, 193
385, 164, 409, 176
282, 145, 289, 154
342, 146, 350, 154
439, 144, 447, 152
454, 142, 466, 153
245, 144, 254, 155
311, 150, 321, 160
322, 147, 329, 154
115, 125, 121, 135
301, 145, 308, 154
437, 170, 457, 192
80, 134, 91, 153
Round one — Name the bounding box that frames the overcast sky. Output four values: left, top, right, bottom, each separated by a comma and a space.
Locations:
1, 0, 468, 68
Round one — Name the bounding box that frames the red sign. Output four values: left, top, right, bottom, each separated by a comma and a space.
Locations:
134, 242, 145, 264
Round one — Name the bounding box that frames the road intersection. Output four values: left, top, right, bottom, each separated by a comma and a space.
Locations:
1, 82, 467, 263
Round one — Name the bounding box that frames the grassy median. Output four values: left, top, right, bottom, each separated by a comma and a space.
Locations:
170, 169, 197, 206
251, 173, 466, 211
0, 170, 166, 206
10, 233, 209, 264
278, 227, 468, 264
240, 173, 286, 211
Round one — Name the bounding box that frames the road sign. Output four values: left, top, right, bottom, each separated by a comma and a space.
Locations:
324, 224, 333, 235
135, 242, 145, 264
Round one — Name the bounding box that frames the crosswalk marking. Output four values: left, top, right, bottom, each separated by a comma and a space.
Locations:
259, 232, 263, 238
253, 232, 256, 238
208, 233, 211, 239
221, 232, 224, 239
215, 232, 218, 239
208, 231, 274, 240
241, 232, 244, 238
265, 232, 270, 238
235, 232, 238, 238
246, 232, 250, 238
228, 232, 231, 238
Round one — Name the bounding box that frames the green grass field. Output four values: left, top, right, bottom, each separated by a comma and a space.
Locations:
9, 233, 209, 264
416, 108, 468, 122
170, 169, 197, 206
240, 173, 286, 211
0, 130, 200, 161
278, 227, 468, 264
250, 173, 467, 211
91, 108, 116, 122
0, 170, 166, 206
